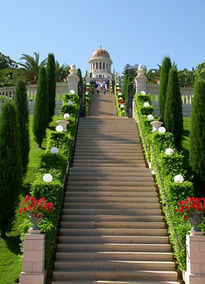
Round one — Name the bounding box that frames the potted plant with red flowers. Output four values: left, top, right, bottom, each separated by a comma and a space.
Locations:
176, 196, 205, 233
19, 195, 55, 230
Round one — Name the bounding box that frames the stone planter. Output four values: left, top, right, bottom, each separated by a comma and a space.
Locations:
150, 120, 163, 132
189, 210, 204, 234
28, 213, 42, 231
56, 120, 69, 131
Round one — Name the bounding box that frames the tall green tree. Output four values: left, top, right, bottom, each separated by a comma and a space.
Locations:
123, 69, 130, 113
77, 68, 83, 97
56, 61, 70, 82
189, 79, 205, 195
0, 102, 23, 238
159, 56, 172, 121
14, 80, 30, 174
164, 67, 183, 150
18, 52, 46, 84
47, 53, 56, 122
33, 66, 49, 147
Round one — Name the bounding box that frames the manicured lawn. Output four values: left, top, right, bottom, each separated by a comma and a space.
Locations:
182, 117, 191, 152
0, 115, 61, 284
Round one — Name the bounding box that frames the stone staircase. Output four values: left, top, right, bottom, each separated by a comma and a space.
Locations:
51, 93, 180, 283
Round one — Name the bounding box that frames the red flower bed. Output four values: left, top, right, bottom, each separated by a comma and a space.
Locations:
176, 196, 205, 220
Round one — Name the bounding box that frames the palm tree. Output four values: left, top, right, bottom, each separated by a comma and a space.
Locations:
56, 61, 70, 82
146, 65, 161, 84
18, 52, 46, 84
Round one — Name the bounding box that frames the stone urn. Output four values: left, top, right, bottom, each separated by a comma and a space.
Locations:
150, 120, 163, 132
28, 213, 42, 230
189, 210, 204, 234
56, 120, 69, 131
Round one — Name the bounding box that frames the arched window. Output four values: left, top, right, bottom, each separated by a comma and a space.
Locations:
96, 62, 98, 69
106, 63, 108, 70
99, 62, 102, 69
103, 62, 105, 70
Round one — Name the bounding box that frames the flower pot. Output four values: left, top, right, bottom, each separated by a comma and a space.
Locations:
150, 120, 163, 132
189, 210, 204, 233
56, 120, 69, 131
28, 213, 42, 230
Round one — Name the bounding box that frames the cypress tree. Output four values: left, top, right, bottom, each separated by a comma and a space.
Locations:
14, 80, 30, 175
47, 53, 56, 122
0, 102, 23, 238
123, 69, 129, 113
159, 56, 172, 121
77, 68, 83, 97
164, 67, 183, 150
189, 79, 205, 195
33, 66, 48, 147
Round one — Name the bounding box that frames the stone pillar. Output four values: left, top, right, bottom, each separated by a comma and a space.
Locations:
20, 230, 46, 284
185, 232, 205, 284
135, 65, 147, 94
67, 64, 79, 95
115, 72, 120, 84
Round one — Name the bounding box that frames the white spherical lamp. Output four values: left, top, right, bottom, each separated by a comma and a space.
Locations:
67, 101, 73, 106
147, 114, 154, 121
140, 91, 146, 95
144, 102, 150, 108
43, 173, 53, 182
158, 127, 166, 133
165, 148, 174, 155
120, 104, 125, 108
56, 125, 63, 132
70, 90, 75, 94
174, 174, 184, 183
50, 147, 59, 154
64, 113, 70, 119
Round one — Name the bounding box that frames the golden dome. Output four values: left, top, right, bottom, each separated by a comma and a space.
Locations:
91, 46, 110, 59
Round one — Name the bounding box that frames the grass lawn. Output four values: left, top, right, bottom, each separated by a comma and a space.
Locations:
182, 117, 191, 152
0, 115, 60, 284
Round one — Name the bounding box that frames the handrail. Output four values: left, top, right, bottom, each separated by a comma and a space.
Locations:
135, 100, 181, 252
46, 102, 81, 283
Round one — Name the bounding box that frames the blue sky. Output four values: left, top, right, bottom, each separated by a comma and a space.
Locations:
1, 0, 204, 75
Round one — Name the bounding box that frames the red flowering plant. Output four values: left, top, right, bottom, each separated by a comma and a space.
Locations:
118, 99, 125, 104
176, 196, 205, 221
19, 195, 55, 219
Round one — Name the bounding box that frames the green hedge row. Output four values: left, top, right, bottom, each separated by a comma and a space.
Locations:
135, 93, 194, 270
114, 83, 126, 116
85, 83, 91, 115
20, 91, 79, 269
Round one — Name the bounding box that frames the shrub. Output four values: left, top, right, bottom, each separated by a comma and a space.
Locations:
33, 66, 49, 147
0, 102, 23, 238
189, 79, 205, 195
159, 56, 172, 121
135, 93, 194, 270
14, 80, 30, 175
164, 67, 183, 150
47, 53, 56, 122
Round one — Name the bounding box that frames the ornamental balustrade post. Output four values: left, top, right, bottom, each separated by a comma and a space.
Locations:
185, 232, 205, 284
134, 65, 147, 94
19, 229, 46, 284
67, 64, 79, 95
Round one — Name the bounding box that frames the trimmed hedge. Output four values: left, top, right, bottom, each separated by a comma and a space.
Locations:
85, 83, 91, 115
20, 91, 79, 269
114, 83, 126, 116
135, 93, 195, 270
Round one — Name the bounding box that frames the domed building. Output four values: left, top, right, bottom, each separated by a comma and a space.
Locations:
88, 46, 113, 80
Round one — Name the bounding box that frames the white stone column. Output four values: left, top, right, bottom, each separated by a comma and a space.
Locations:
185, 232, 205, 284
67, 64, 79, 95
135, 65, 147, 94
20, 230, 46, 284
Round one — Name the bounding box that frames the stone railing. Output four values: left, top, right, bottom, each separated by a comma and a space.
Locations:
0, 82, 69, 103
146, 83, 194, 104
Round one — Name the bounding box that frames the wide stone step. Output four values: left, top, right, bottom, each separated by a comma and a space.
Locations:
52, 281, 179, 284
75, 145, 141, 150
74, 149, 142, 153
56, 251, 173, 262
54, 260, 175, 271
59, 228, 167, 236
58, 235, 168, 244
63, 202, 160, 209
67, 181, 153, 186
73, 163, 146, 167
69, 172, 151, 178
74, 153, 144, 158
73, 158, 145, 163
57, 243, 171, 252
61, 215, 163, 222
53, 270, 178, 281
69, 167, 149, 173
60, 221, 165, 229
68, 176, 153, 182
66, 191, 157, 197
64, 197, 158, 203
67, 185, 156, 191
